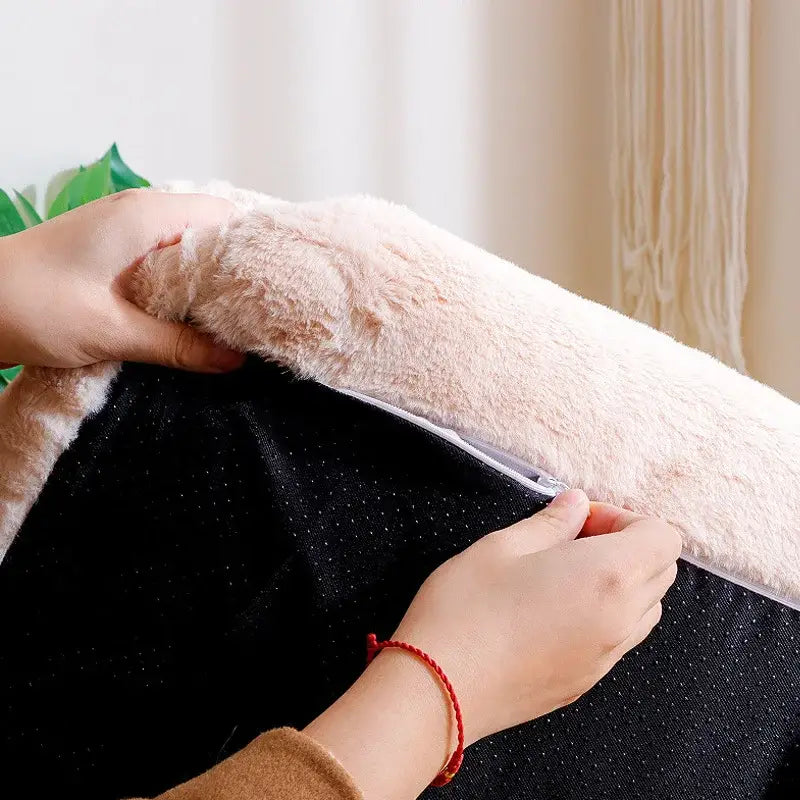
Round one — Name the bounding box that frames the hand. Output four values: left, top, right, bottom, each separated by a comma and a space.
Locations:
0, 189, 244, 372
393, 489, 681, 743
305, 491, 682, 799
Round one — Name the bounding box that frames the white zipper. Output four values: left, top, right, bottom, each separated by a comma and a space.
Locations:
336, 386, 800, 613
678, 552, 800, 612
335, 387, 562, 501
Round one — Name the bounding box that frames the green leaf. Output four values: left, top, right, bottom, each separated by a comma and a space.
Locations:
0, 188, 27, 236
72, 153, 112, 207
46, 176, 74, 218
85, 152, 113, 201
45, 146, 149, 219
0, 365, 23, 390
14, 190, 42, 226
65, 169, 90, 209
47, 152, 114, 218
107, 143, 150, 190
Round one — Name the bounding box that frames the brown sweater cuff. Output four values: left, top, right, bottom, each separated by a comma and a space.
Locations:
138, 728, 363, 800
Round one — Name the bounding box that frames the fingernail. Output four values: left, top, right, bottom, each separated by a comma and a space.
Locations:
209, 348, 246, 372
550, 488, 587, 508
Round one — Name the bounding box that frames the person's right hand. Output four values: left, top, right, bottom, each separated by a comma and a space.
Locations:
305, 490, 682, 800
392, 488, 682, 744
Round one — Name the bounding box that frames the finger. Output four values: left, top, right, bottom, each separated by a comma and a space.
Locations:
615, 601, 663, 657
503, 489, 590, 555
102, 299, 245, 373
644, 561, 679, 609
580, 507, 683, 581
609, 519, 684, 577
581, 502, 645, 536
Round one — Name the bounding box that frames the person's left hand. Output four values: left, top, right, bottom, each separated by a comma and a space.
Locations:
0, 189, 244, 373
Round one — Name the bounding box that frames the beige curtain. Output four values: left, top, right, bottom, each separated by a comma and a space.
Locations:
610, 0, 751, 370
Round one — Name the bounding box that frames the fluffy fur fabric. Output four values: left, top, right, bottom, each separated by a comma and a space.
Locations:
1, 183, 799, 606
0, 362, 118, 546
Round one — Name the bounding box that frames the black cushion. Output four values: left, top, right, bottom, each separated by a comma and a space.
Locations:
1, 359, 798, 798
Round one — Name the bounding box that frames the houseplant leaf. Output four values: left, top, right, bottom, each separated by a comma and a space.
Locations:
83, 152, 113, 202
67, 169, 91, 210
0, 188, 27, 236
107, 143, 150, 190
46, 145, 144, 219
46, 174, 75, 218
47, 152, 113, 219
70, 154, 112, 208
14, 190, 42, 227
0, 366, 23, 388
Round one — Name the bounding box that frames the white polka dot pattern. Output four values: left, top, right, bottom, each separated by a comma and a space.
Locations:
1, 359, 798, 798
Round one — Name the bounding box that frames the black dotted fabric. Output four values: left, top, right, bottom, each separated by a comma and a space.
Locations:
1, 359, 798, 799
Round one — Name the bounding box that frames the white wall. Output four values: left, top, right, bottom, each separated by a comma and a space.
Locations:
1, 1, 228, 201
0, 0, 612, 303
4, 0, 796, 399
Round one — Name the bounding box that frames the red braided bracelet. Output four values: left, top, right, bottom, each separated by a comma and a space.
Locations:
366, 633, 465, 787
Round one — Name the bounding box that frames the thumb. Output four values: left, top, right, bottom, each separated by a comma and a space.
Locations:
519, 489, 590, 554
105, 300, 245, 373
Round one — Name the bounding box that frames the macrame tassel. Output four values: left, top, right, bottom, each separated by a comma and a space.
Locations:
611, 0, 751, 371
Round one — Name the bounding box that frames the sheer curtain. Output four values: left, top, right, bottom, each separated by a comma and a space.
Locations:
611, 0, 751, 371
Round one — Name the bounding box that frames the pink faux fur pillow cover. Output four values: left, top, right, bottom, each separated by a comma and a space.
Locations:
1, 183, 798, 608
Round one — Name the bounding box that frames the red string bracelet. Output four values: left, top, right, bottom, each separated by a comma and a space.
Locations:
366, 633, 465, 787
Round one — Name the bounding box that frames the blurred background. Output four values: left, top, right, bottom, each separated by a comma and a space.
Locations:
1, 0, 798, 398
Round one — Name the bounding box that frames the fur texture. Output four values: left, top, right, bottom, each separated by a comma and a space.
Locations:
0, 362, 118, 554
1, 184, 798, 605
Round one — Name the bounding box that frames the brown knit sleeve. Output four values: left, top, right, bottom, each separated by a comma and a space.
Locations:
129, 728, 363, 800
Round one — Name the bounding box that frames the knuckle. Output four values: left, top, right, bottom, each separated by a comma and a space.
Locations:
526, 510, 570, 545
103, 188, 149, 232
535, 513, 563, 539
595, 561, 628, 597
111, 187, 147, 205
478, 527, 519, 560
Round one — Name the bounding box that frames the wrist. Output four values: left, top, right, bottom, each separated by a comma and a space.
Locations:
392, 619, 484, 747
304, 648, 454, 800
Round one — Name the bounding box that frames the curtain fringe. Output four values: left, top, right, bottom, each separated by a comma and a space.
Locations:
610, 0, 751, 371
